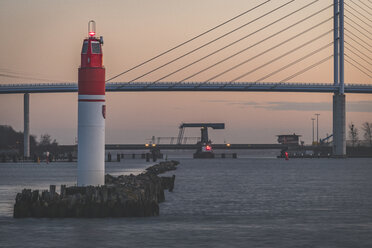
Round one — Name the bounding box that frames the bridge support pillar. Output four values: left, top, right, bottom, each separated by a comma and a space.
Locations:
332, 93, 346, 157
23, 93, 30, 158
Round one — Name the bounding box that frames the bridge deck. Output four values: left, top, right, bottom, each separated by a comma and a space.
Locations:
1, 82, 372, 94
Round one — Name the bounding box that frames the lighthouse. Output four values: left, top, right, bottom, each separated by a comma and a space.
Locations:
77, 21, 105, 186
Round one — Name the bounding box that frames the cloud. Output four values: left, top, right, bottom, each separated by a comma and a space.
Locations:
202, 100, 372, 113
228, 101, 260, 106
201, 99, 260, 106
347, 101, 372, 113
255, 102, 331, 112
201, 99, 233, 103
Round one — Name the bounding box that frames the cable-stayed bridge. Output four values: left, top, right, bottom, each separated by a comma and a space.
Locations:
0, 82, 372, 94
1, 0, 371, 158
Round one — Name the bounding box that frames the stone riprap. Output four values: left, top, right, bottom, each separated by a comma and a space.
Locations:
13, 160, 179, 218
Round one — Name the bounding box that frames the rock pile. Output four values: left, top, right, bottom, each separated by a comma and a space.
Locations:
13, 160, 179, 218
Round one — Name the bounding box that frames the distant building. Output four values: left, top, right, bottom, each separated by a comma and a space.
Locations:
277, 134, 301, 145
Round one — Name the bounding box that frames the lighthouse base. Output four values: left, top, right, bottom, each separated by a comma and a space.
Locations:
77, 170, 104, 186
77, 100, 105, 186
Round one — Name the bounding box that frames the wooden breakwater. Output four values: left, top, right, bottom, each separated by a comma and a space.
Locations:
13, 160, 179, 218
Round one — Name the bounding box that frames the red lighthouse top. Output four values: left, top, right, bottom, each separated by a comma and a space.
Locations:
80, 20, 103, 68
78, 20, 105, 96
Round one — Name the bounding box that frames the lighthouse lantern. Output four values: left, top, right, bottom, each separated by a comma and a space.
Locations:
88, 20, 96, 37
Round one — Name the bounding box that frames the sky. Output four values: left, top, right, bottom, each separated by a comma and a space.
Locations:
0, 0, 371, 145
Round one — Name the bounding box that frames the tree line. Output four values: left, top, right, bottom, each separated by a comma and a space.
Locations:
0, 125, 59, 156
348, 122, 372, 147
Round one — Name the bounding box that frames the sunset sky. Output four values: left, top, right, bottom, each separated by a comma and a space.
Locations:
0, 0, 371, 145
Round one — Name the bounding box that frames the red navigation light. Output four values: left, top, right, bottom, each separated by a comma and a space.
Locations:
205, 145, 212, 151
88, 20, 96, 37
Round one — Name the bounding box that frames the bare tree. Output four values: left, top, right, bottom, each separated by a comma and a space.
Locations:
362, 122, 372, 146
39, 134, 52, 146
348, 122, 359, 147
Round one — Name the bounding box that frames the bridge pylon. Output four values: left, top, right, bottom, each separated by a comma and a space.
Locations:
332, 0, 346, 157
23, 93, 30, 158
333, 94, 346, 156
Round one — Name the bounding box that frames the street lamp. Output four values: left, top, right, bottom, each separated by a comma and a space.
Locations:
311, 118, 315, 144
315, 113, 320, 144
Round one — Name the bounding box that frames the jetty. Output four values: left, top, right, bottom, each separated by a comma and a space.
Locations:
13, 160, 179, 218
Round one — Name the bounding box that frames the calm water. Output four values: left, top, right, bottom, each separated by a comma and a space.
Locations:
0, 158, 372, 247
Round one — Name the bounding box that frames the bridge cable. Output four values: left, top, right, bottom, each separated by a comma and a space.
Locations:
255, 42, 333, 82
280, 55, 333, 82
345, 46, 372, 67
357, 0, 372, 11
0, 68, 68, 82
181, 15, 332, 83
345, 54, 372, 75
151, 1, 328, 83
344, 18, 372, 41
345, 41, 372, 64
0, 73, 66, 82
345, 33, 372, 54
205, 28, 331, 83
105, 0, 272, 82
345, 28, 372, 52
345, 58, 372, 78
345, 2, 372, 24
230, 33, 332, 82
124, 0, 297, 83
349, 0, 372, 16
344, 9, 372, 29
345, 15, 372, 37
345, 29, 372, 49
344, 28, 372, 53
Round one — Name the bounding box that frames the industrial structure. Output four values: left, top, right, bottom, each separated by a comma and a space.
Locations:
147, 136, 200, 145
177, 123, 224, 144
176, 123, 225, 158
277, 134, 301, 146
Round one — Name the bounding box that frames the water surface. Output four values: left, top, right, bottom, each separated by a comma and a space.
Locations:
0, 158, 371, 247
